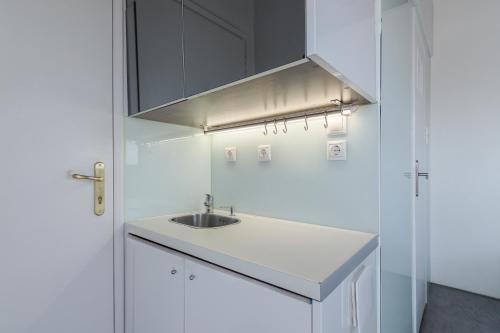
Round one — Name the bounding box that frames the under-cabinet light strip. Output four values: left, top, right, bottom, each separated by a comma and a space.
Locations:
203, 103, 356, 134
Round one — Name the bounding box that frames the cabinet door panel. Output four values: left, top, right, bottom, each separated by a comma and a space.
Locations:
132, 0, 184, 112
253, 0, 305, 73
183, 0, 306, 97
185, 258, 312, 333
183, 1, 248, 96
126, 237, 185, 333
307, 0, 377, 101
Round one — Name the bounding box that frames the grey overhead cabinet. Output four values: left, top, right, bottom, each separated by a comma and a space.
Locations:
253, 0, 305, 73
127, 0, 184, 114
182, 0, 250, 96
183, 0, 307, 97
127, 0, 378, 128
182, 0, 306, 96
127, 0, 307, 114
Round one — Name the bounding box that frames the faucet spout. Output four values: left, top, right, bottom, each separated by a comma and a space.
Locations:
204, 194, 214, 214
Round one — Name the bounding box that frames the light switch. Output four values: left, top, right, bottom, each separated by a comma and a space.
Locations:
257, 144, 271, 162
225, 147, 237, 162
327, 116, 347, 136
327, 140, 347, 161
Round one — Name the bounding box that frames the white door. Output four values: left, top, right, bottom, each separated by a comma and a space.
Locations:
185, 257, 312, 333
0, 1, 114, 332
412, 10, 431, 332
125, 237, 185, 333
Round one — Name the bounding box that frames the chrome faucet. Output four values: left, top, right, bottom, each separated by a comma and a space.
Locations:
204, 194, 214, 214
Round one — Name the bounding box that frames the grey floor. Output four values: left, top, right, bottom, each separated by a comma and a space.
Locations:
420, 283, 500, 333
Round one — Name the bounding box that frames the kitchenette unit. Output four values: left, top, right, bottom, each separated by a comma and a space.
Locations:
124, 0, 380, 332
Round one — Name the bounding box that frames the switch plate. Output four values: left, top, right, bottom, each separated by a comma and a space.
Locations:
257, 144, 271, 162
225, 147, 237, 162
327, 116, 347, 136
327, 140, 347, 161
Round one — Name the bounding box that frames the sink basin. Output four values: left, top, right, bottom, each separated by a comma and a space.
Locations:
169, 213, 240, 228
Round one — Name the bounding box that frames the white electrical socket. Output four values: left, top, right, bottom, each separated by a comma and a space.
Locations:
327, 140, 347, 161
225, 147, 237, 162
257, 144, 271, 162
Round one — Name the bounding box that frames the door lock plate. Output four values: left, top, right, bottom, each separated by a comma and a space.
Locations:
94, 162, 105, 216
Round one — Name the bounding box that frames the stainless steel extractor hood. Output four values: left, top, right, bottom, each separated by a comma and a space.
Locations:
131, 59, 371, 132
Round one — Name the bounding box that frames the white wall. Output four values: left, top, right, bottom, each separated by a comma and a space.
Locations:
430, 0, 500, 298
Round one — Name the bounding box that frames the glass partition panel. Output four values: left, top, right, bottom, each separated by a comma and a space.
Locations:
381, 1, 413, 332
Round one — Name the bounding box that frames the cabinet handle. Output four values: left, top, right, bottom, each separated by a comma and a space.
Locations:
189, 274, 196, 281
171, 269, 177, 275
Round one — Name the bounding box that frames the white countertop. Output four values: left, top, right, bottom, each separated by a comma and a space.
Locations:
126, 212, 378, 301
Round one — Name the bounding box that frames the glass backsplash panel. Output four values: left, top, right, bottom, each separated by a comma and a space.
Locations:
210, 105, 379, 232
125, 118, 211, 220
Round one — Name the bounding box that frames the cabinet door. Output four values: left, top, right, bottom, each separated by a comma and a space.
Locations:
183, 0, 306, 97
306, 0, 378, 101
185, 258, 312, 333
183, 0, 250, 96
127, 0, 184, 113
311, 251, 377, 333
253, 0, 305, 73
126, 237, 185, 333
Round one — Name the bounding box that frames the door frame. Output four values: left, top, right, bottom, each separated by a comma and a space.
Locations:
113, 0, 126, 332
410, 9, 417, 332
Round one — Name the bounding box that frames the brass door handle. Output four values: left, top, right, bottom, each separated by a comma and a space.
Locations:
72, 162, 105, 216
72, 174, 104, 182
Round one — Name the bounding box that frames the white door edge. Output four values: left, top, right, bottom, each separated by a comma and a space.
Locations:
113, 0, 126, 332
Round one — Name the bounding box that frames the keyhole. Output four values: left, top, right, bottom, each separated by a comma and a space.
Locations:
98, 196, 103, 204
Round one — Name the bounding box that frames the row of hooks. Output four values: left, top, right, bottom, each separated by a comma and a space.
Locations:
262, 111, 330, 136
203, 98, 356, 134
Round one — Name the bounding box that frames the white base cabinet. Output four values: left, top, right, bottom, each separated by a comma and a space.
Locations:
125, 237, 185, 333
312, 256, 378, 333
185, 257, 311, 333
126, 235, 377, 333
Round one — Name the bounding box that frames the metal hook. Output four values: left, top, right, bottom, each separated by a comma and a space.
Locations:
304, 114, 309, 131
273, 119, 278, 135
282, 119, 288, 133
263, 122, 268, 136
323, 111, 329, 128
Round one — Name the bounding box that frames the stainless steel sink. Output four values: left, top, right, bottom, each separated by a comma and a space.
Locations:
169, 213, 240, 228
